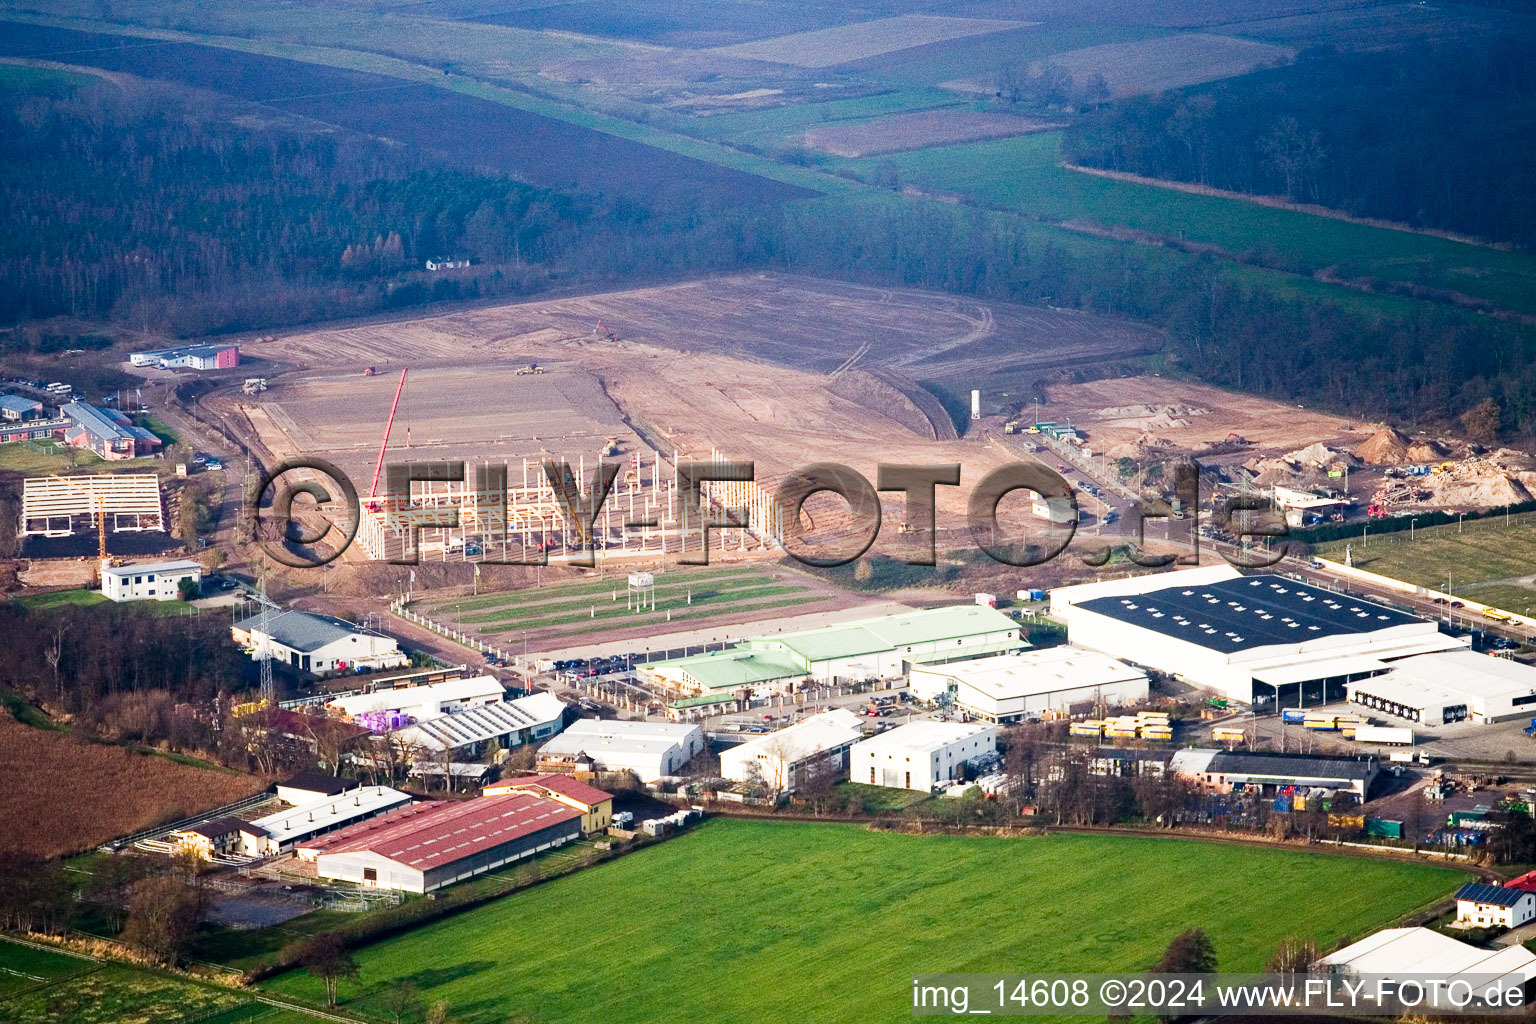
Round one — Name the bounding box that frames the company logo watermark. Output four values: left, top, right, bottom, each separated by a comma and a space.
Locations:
249, 455, 1293, 571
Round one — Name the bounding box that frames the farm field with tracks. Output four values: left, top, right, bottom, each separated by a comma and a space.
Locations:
263, 819, 1464, 1024
840, 133, 1536, 316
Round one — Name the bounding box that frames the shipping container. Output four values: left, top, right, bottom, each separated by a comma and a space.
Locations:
1069, 721, 1104, 737
1281, 709, 1307, 725
1140, 727, 1172, 741
1212, 727, 1246, 742
1329, 813, 1366, 829
1354, 725, 1414, 746
1365, 818, 1404, 839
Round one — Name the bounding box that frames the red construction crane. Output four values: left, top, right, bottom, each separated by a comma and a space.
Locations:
369, 367, 408, 503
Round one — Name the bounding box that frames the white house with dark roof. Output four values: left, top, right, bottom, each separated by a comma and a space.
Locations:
232, 609, 407, 674
1455, 882, 1536, 929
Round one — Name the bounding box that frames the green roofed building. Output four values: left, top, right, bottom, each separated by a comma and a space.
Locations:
646, 605, 1023, 698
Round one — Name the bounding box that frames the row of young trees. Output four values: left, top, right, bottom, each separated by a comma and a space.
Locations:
1063, 37, 1536, 246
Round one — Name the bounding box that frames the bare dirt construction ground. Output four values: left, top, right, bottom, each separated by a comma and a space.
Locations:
244, 363, 637, 485
708, 14, 1030, 68
943, 33, 1295, 99
803, 109, 1062, 157
1039, 376, 1370, 462
238, 274, 1164, 557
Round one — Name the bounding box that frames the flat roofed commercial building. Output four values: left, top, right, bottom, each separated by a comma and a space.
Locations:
537, 719, 703, 782
1347, 650, 1536, 725
909, 647, 1148, 723
100, 559, 201, 602
244, 785, 411, 858
1169, 748, 1379, 799
1054, 566, 1464, 706
850, 721, 996, 792
276, 772, 359, 805
301, 793, 581, 893
718, 709, 864, 793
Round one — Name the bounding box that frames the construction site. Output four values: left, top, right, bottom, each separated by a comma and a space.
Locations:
218, 274, 1167, 568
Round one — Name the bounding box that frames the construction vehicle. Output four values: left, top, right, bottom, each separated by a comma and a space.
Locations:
601, 436, 620, 457
1004, 421, 1020, 434
363, 366, 377, 376
1483, 608, 1513, 622
1436, 461, 1457, 472
594, 320, 618, 342
242, 377, 268, 395
515, 362, 545, 376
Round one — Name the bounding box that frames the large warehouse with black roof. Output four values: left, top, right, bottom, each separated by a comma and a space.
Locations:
1052, 565, 1465, 706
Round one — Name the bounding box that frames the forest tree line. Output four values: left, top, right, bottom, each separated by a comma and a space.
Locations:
1063, 36, 1536, 247
0, 80, 705, 336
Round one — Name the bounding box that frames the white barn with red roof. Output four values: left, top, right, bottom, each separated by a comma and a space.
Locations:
298, 793, 582, 892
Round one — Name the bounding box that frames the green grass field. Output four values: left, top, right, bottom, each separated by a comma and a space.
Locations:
420, 567, 820, 638
839, 132, 1536, 316
263, 820, 1463, 1024
1313, 513, 1536, 615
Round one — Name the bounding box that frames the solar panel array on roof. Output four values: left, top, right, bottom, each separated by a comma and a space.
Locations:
408, 698, 555, 748
1077, 575, 1421, 653
1456, 883, 1531, 908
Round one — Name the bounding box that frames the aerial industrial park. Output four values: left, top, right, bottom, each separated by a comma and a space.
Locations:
4, 1, 1536, 1021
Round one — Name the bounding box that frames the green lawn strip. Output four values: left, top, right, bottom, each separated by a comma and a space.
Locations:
834, 132, 1536, 315
0, 61, 99, 93
418, 568, 770, 616
448, 577, 792, 624
496, 594, 823, 641
1458, 584, 1536, 619
688, 87, 967, 149
260, 820, 1465, 1024
0, 962, 245, 1024
10, 589, 108, 610
1313, 518, 1536, 590
473, 584, 810, 632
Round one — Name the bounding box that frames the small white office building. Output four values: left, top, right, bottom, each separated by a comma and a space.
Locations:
850, 721, 997, 792
718, 709, 864, 793
101, 559, 202, 602
537, 719, 704, 782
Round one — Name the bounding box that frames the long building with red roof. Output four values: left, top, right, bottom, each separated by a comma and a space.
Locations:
297, 792, 581, 893
482, 774, 614, 835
